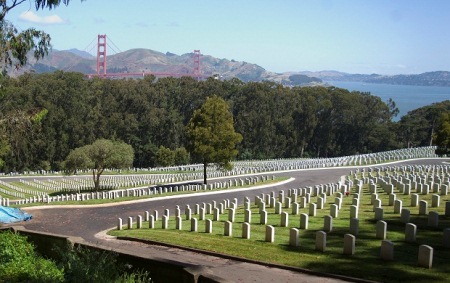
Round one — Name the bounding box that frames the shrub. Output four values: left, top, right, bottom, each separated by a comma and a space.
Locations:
0, 231, 64, 282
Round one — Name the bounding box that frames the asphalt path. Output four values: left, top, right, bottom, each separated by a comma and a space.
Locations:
3, 158, 449, 282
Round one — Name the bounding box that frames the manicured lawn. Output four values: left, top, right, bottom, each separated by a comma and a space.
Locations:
109, 173, 450, 283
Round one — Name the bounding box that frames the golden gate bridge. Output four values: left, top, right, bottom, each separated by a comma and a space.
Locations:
86, 34, 204, 80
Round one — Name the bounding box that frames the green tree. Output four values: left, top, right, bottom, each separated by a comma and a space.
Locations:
187, 96, 242, 184
174, 147, 190, 165
64, 139, 134, 191
155, 145, 175, 167
434, 112, 450, 156
0, 1, 81, 74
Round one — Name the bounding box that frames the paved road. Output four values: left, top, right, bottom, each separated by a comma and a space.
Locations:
4, 158, 448, 282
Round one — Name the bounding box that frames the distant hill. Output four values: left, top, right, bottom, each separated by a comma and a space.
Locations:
299, 70, 450, 87
8, 48, 450, 87
9, 48, 322, 86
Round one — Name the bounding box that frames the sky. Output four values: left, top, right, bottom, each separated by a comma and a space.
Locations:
6, 0, 450, 75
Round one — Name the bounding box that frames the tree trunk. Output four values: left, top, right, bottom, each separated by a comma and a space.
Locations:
93, 169, 100, 191
203, 161, 207, 185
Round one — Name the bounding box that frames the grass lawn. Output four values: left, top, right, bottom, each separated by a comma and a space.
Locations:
109, 174, 450, 283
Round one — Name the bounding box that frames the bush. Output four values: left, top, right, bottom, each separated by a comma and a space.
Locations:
0, 231, 64, 282
56, 244, 122, 283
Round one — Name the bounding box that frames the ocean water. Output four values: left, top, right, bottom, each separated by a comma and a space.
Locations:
327, 81, 450, 121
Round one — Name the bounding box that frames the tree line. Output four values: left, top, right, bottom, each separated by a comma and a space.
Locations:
0, 71, 448, 172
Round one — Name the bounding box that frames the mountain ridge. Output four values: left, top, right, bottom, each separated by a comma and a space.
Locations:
9, 48, 450, 87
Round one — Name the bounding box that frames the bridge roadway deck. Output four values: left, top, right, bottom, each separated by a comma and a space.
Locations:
4, 159, 447, 282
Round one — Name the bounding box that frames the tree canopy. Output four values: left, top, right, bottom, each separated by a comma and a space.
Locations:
434, 112, 450, 156
0, 71, 446, 173
64, 139, 134, 190
0, 0, 81, 74
187, 95, 242, 184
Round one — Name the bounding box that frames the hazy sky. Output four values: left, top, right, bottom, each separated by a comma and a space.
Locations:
7, 0, 450, 75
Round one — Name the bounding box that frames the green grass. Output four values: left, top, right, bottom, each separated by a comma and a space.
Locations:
109, 182, 450, 283
12, 177, 289, 207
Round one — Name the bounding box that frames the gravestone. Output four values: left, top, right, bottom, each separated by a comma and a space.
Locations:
330, 204, 339, 218
432, 194, 440, 207
380, 240, 394, 261
394, 199, 402, 214
405, 223, 417, 243
260, 210, 268, 224
242, 222, 250, 239
292, 202, 299, 215
185, 207, 192, 220
199, 208, 205, 220
309, 203, 317, 216
418, 245, 433, 269
375, 207, 384, 221
191, 218, 198, 232
388, 194, 396, 206
162, 215, 168, 229
376, 220, 387, 240
411, 194, 419, 207
127, 217, 133, 230
224, 221, 232, 236
228, 208, 235, 222
350, 205, 358, 219
317, 197, 324, 209
205, 219, 212, 233
401, 208, 411, 223
176, 216, 182, 230
213, 208, 220, 221
350, 218, 359, 236
324, 215, 332, 232
343, 234, 355, 255
289, 228, 299, 246
149, 215, 155, 229
315, 231, 326, 252
245, 209, 252, 223
373, 199, 382, 212
117, 218, 122, 230
281, 212, 289, 227
428, 211, 439, 228
419, 200, 428, 215
443, 228, 450, 248
265, 225, 275, 243
300, 213, 309, 229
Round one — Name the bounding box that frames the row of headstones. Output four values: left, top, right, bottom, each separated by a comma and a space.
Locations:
0, 180, 31, 197
0, 184, 26, 199
355, 173, 449, 197
11, 176, 275, 205
13, 169, 273, 197
354, 164, 450, 179
117, 206, 447, 269
0, 146, 437, 180
0, 196, 9, 206
364, 166, 450, 186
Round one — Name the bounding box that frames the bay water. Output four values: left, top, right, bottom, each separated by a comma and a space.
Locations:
328, 81, 450, 121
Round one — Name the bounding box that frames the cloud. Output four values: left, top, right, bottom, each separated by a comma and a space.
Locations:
19, 11, 66, 25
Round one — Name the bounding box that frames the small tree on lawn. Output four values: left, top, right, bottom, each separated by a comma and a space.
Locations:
186, 96, 242, 184
64, 139, 134, 191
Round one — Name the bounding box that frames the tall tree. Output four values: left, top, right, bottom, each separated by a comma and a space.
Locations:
187, 96, 242, 184
64, 139, 134, 191
0, 1, 82, 74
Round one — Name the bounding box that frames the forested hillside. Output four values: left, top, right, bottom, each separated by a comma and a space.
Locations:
0, 71, 447, 172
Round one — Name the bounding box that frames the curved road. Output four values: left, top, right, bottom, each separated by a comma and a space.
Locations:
4, 158, 449, 282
